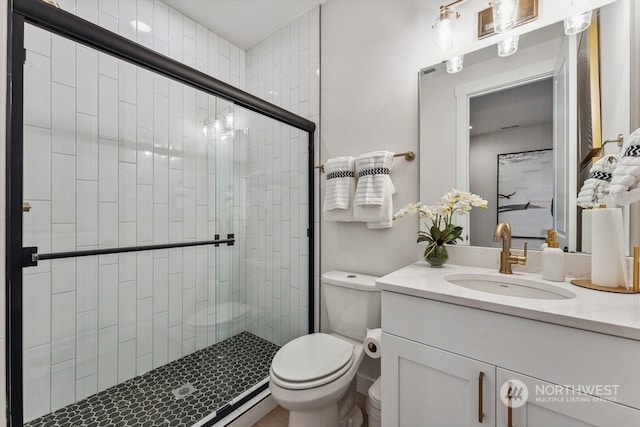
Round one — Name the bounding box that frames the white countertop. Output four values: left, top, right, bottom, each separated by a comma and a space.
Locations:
376, 262, 640, 341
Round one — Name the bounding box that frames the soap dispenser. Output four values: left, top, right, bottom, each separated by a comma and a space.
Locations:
541, 230, 565, 282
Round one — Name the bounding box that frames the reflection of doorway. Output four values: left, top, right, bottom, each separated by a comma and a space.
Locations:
468, 78, 554, 248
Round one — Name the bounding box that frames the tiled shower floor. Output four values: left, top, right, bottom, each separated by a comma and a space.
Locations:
25, 332, 280, 427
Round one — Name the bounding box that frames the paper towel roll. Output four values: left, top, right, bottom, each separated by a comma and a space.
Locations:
591, 208, 628, 288
364, 328, 382, 359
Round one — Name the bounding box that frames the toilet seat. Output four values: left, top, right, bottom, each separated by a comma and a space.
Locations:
271, 333, 355, 390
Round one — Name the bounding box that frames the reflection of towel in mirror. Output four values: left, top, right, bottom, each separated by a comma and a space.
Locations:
353, 151, 396, 229
610, 128, 640, 205
576, 155, 619, 208
323, 156, 356, 222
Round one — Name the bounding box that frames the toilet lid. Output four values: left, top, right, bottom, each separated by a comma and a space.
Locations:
271, 333, 354, 383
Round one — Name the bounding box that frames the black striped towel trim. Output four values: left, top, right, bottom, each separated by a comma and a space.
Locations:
590, 171, 613, 181
624, 145, 640, 157
358, 167, 389, 178
327, 170, 355, 180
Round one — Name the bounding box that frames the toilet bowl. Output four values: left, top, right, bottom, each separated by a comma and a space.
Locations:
269, 271, 381, 427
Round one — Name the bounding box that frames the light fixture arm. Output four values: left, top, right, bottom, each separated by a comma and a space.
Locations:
442, 0, 469, 10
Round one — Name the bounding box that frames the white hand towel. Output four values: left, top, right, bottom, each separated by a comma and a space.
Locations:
576, 155, 618, 208
610, 128, 640, 205
353, 151, 396, 228
323, 156, 356, 222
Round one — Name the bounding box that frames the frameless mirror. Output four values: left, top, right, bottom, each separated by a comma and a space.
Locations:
419, 0, 634, 253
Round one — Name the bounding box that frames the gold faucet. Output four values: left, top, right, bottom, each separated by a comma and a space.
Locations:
493, 222, 527, 274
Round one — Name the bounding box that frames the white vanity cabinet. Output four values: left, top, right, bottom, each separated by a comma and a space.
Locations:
383, 333, 495, 426
380, 291, 640, 427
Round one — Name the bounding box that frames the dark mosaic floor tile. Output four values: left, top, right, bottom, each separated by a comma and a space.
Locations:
25, 332, 279, 427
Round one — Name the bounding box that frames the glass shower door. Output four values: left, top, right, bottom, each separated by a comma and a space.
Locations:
20, 23, 244, 425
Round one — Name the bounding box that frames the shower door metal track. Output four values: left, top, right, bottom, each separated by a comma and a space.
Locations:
6, 0, 317, 425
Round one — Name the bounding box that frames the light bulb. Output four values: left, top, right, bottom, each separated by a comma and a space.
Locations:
492, 0, 519, 33
564, 10, 592, 35
497, 35, 519, 57
433, 7, 456, 51
446, 55, 464, 74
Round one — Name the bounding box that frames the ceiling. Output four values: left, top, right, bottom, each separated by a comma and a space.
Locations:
469, 78, 554, 137
162, 0, 324, 50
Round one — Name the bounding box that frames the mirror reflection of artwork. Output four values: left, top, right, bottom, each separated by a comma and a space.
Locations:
497, 149, 553, 238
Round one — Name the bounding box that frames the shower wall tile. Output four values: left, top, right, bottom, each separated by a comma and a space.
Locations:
76, 310, 98, 379
52, 83, 77, 155
24, 51, 51, 129
76, 374, 98, 401
76, 113, 99, 181
244, 8, 319, 346
24, 345, 51, 421
152, 312, 169, 368
117, 339, 136, 382
51, 154, 76, 224
51, 292, 76, 364
136, 297, 153, 358
23, 273, 52, 349
23, 125, 51, 201
97, 325, 118, 392
51, 359, 75, 411
52, 35, 76, 87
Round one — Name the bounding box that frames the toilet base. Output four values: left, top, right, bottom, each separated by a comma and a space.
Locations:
340, 405, 363, 427
288, 403, 363, 427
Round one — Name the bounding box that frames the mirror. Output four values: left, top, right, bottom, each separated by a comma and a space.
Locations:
419, 0, 634, 252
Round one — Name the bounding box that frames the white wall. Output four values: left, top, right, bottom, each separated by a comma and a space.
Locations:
320, 0, 426, 277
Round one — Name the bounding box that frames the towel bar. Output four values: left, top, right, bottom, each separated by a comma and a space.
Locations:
315, 151, 415, 173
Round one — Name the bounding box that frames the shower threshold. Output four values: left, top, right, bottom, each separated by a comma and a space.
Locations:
24, 332, 279, 427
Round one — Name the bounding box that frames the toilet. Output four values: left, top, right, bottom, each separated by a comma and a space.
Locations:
269, 271, 381, 427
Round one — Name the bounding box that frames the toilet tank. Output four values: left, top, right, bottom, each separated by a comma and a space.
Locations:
321, 271, 381, 341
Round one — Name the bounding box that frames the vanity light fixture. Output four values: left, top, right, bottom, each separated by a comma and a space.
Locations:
446, 55, 464, 73
497, 34, 519, 57
433, 0, 469, 51
491, 0, 519, 33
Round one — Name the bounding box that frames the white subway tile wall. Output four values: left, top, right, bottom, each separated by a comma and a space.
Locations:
243, 8, 320, 345
20, 0, 319, 423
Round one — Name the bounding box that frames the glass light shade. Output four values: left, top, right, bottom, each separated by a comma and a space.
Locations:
564, 10, 592, 35
446, 55, 464, 74
492, 0, 519, 33
433, 8, 456, 51
497, 35, 519, 57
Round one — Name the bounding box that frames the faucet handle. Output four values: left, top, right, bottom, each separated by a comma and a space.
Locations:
515, 242, 528, 265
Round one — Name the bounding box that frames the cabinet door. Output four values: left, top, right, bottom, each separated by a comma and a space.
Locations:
496, 368, 640, 427
382, 333, 496, 427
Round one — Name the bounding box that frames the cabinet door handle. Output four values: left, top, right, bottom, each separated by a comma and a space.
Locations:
507, 384, 514, 427
478, 371, 485, 423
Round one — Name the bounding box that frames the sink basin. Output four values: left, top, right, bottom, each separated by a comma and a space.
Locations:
444, 273, 576, 300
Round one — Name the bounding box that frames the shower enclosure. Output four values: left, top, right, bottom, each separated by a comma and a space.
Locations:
7, 1, 315, 425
